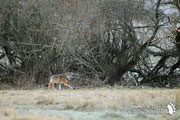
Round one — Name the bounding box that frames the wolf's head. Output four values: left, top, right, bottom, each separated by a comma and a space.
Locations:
64, 72, 79, 80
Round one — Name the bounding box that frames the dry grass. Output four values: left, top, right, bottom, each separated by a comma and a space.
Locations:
176, 90, 180, 110
0, 106, 67, 120
35, 96, 54, 105
0, 88, 180, 120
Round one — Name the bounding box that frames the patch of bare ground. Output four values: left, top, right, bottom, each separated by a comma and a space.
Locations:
0, 88, 180, 120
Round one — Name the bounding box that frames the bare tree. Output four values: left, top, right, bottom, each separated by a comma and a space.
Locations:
1, 0, 180, 88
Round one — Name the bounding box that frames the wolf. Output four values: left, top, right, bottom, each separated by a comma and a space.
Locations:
48, 72, 79, 90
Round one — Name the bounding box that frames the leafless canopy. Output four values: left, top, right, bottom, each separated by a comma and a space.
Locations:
0, 0, 180, 87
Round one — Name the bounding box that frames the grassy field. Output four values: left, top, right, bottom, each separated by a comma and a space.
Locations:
0, 88, 180, 120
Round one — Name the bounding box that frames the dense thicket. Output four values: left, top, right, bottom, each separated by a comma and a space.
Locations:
0, 0, 180, 88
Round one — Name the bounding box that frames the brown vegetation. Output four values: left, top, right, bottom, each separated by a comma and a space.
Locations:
0, 0, 180, 88
0, 88, 180, 120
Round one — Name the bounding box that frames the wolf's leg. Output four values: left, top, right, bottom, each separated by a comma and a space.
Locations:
48, 82, 53, 89
64, 83, 73, 89
52, 82, 55, 89
48, 83, 51, 89
59, 84, 61, 90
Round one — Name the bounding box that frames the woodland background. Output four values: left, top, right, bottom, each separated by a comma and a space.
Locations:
0, 0, 180, 88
